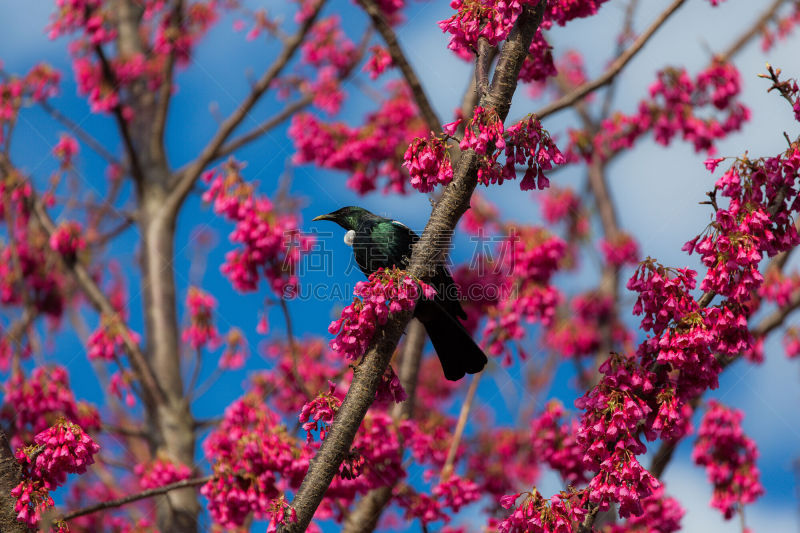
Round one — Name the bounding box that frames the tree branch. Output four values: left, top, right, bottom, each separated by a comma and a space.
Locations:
61, 476, 213, 521
341, 319, 426, 533
356, 0, 440, 131
151, 0, 185, 165
92, 43, 146, 182
165, 1, 325, 214
718, 0, 788, 63
283, 5, 546, 531
210, 96, 313, 162
37, 100, 122, 169
535, 0, 686, 120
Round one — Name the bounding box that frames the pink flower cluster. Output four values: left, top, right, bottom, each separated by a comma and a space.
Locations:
517, 30, 557, 84
432, 475, 482, 513
299, 381, 341, 443
501, 134, 800, 525
0, 181, 67, 318
575, 354, 660, 518
12, 419, 100, 528
439, 0, 541, 58
301, 16, 357, 75
201, 395, 303, 528
52, 134, 79, 167
685, 148, 800, 302
134, 458, 193, 489
448, 108, 564, 190
0, 64, 60, 145
544, 0, 612, 27
328, 267, 435, 360
49, 0, 226, 118
571, 60, 749, 162
403, 135, 454, 192
256, 339, 343, 415
220, 328, 248, 369
606, 485, 684, 533
544, 292, 630, 360
2, 366, 100, 447
203, 160, 312, 294
182, 287, 220, 350
289, 82, 427, 194
496, 489, 587, 533
87, 314, 140, 361
599, 232, 639, 267
482, 228, 566, 363
49, 221, 86, 257
692, 401, 764, 519
539, 186, 589, 240
505, 115, 565, 190
364, 46, 393, 79
785, 327, 800, 358
760, 268, 800, 307
529, 401, 587, 484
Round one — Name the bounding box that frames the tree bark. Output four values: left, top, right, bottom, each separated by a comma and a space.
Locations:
0, 430, 30, 533
140, 190, 199, 532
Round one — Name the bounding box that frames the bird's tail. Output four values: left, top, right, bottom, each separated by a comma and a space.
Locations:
415, 300, 487, 381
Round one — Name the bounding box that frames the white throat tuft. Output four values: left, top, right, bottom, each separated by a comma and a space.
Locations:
343, 230, 356, 247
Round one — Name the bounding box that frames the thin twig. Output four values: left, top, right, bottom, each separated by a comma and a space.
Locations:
92, 43, 145, 182
280, 298, 312, 400
38, 100, 122, 168
718, 0, 788, 63
441, 370, 483, 480
535, 0, 686, 120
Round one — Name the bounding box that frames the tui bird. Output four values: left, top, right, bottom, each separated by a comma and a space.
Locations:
313, 206, 487, 381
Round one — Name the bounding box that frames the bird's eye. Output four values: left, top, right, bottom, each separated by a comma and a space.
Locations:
343, 230, 356, 246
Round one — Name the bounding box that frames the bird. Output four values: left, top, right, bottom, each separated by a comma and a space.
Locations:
313, 206, 487, 381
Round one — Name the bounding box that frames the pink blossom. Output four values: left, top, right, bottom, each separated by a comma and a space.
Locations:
329, 267, 434, 360
49, 221, 86, 256
693, 401, 764, 519
403, 135, 454, 192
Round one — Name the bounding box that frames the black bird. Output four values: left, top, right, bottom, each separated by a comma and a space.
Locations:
313, 206, 487, 381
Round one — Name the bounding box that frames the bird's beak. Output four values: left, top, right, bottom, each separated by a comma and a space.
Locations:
312, 213, 334, 222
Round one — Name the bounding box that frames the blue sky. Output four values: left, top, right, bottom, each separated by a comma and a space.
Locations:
1, 1, 800, 531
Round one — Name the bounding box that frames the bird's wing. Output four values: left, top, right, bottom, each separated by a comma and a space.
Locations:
367, 219, 419, 269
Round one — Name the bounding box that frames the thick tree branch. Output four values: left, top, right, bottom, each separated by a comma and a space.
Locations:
284, 6, 546, 531
61, 476, 213, 521
165, 2, 324, 214
535, 0, 685, 120
356, 0, 440, 131
341, 319, 426, 533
